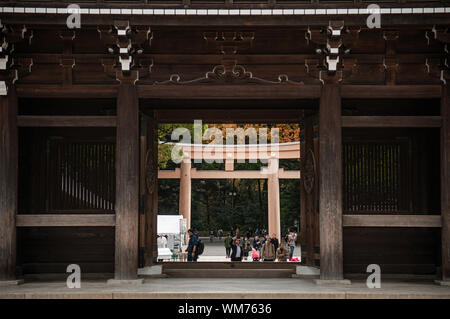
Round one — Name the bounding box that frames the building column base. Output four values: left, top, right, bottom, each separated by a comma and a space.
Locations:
0, 279, 24, 286
434, 280, 450, 286
313, 279, 352, 285
107, 278, 144, 285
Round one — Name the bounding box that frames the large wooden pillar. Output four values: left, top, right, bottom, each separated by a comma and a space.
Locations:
179, 157, 191, 231
268, 158, 281, 240
318, 84, 344, 281
0, 85, 18, 282
441, 84, 450, 282
114, 83, 139, 280
144, 113, 158, 266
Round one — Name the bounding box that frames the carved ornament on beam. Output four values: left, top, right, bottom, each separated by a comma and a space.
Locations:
157, 31, 303, 85
99, 20, 153, 84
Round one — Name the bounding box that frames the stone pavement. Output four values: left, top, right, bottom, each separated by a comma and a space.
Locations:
1, 277, 449, 299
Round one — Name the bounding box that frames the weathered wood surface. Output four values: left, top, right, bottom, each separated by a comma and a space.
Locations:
17, 116, 117, 127
144, 114, 159, 266
319, 84, 343, 280
342, 116, 442, 128
441, 85, 450, 281
344, 227, 440, 275
16, 214, 116, 227
18, 227, 114, 274
343, 214, 442, 228
114, 84, 139, 280
0, 85, 18, 281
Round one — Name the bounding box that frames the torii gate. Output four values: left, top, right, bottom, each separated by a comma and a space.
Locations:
157, 142, 301, 240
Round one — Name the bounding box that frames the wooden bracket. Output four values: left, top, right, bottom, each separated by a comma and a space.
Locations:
383, 31, 399, 85
306, 21, 360, 79
0, 22, 33, 95
305, 57, 356, 84
425, 27, 449, 84
59, 30, 76, 86
99, 21, 153, 83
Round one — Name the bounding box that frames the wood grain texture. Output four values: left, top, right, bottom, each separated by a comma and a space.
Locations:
341, 85, 442, 99
114, 84, 139, 280
319, 84, 343, 280
144, 114, 159, 266
343, 214, 442, 228
441, 85, 450, 281
0, 85, 18, 281
16, 214, 116, 227
17, 116, 117, 127
342, 116, 442, 128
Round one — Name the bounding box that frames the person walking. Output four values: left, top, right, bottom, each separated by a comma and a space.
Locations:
260, 238, 276, 262
230, 238, 244, 262
186, 229, 199, 262
287, 229, 298, 260
276, 242, 289, 262
218, 229, 223, 240
224, 233, 232, 258
210, 230, 214, 243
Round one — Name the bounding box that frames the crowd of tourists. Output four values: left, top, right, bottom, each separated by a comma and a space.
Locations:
223, 228, 298, 262
185, 227, 298, 262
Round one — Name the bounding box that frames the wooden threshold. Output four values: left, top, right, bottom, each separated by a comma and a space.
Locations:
343, 214, 442, 228
16, 214, 116, 227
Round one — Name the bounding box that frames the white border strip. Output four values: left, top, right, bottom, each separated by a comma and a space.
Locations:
0, 6, 449, 15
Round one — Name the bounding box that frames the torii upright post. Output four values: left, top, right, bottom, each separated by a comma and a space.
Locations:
267, 157, 281, 241
179, 156, 192, 233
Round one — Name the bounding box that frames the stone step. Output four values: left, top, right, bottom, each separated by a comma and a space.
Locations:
164, 268, 295, 278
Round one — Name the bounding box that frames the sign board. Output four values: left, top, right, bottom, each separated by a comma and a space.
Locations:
157, 215, 183, 234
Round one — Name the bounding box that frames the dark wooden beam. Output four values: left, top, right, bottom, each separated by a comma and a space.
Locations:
16, 84, 118, 98
341, 85, 442, 99
441, 84, 450, 282
15, 84, 443, 100
343, 214, 442, 228
0, 85, 18, 281
155, 109, 303, 124
17, 116, 117, 127
115, 83, 140, 280
342, 116, 443, 128
319, 84, 343, 281
138, 85, 321, 99
16, 214, 116, 227
144, 113, 158, 266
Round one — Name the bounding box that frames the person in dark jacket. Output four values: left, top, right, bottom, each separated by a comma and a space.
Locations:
186, 229, 199, 262
271, 233, 279, 253
230, 238, 244, 262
